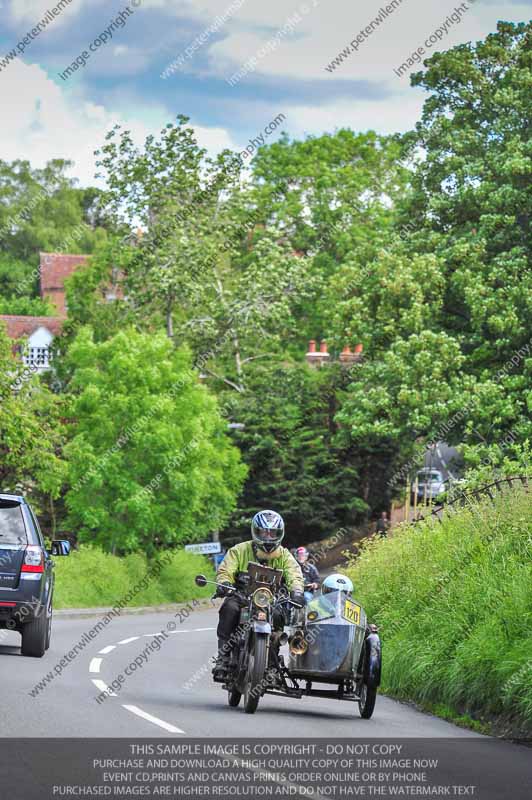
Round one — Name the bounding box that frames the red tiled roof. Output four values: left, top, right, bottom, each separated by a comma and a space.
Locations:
0, 315, 65, 340
39, 252, 89, 292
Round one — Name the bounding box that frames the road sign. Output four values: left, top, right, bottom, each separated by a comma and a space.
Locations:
185, 542, 222, 554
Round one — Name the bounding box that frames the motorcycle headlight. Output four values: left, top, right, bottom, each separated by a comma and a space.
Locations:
252, 587, 274, 608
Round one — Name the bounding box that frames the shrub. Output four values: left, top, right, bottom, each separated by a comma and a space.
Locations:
53, 546, 215, 609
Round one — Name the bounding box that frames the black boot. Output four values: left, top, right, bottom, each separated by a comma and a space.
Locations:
212, 638, 230, 682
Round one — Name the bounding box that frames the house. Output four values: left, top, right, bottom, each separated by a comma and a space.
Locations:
0, 315, 65, 373
0, 252, 89, 373
39, 252, 89, 314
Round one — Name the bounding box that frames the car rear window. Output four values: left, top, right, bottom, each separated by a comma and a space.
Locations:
0, 502, 27, 545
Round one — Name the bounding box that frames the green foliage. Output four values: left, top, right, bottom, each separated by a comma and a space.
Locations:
0, 324, 66, 500
52, 546, 215, 608
224, 362, 367, 544
63, 326, 247, 554
250, 129, 410, 259
346, 486, 532, 734
0, 254, 38, 298
62, 239, 135, 343
0, 159, 107, 268
326, 21, 532, 490
0, 295, 55, 316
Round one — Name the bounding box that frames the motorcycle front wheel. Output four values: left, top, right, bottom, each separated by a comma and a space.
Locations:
244, 634, 268, 714
228, 687, 242, 707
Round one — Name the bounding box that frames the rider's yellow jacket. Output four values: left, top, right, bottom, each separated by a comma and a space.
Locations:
217, 541, 304, 591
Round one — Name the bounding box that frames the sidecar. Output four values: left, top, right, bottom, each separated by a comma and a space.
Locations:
269, 589, 381, 718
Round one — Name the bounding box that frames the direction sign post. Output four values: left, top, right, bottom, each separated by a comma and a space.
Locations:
184, 542, 222, 555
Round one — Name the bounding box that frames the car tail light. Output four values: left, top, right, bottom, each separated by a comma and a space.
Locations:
22, 546, 44, 573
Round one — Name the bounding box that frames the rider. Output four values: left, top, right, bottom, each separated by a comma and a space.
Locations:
321, 573, 354, 595
213, 510, 304, 680
295, 546, 320, 603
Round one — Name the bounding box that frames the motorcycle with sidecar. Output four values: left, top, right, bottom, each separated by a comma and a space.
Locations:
195, 562, 381, 717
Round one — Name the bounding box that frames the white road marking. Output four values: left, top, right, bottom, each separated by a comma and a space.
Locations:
143, 632, 166, 637
89, 657, 103, 674
118, 636, 140, 645
99, 645, 116, 655
167, 629, 191, 634
92, 679, 116, 697
193, 627, 215, 632
123, 704, 185, 734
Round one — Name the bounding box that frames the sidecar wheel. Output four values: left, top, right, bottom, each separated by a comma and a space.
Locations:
228, 688, 242, 707
244, 634, 268, 714
358, 683, 377, 719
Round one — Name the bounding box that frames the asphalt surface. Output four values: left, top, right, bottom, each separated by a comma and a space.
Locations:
0, 604, 518, 740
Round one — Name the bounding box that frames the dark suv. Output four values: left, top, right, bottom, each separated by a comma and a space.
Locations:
0, 494, 70, 657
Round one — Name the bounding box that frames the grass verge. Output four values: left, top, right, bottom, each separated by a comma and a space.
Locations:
53, 546, 215, 608
346, 485, 532, 737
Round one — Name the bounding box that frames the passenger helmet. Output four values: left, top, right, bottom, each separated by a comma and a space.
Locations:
296, 546, 308, 563
251, 510, 285, 554
322, 573, 354, 595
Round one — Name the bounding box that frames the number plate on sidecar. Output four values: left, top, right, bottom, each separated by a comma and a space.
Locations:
342, 599, 361, 625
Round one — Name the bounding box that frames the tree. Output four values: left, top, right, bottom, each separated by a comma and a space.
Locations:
248, 130, 412, 344
403, 20, 532, 464
0, 324, 66, 524
93, 117, 316, 391
223, 362, 367, 545
0, 158, 108, 298
63, 327, 247, 554
326, 21, 532, 491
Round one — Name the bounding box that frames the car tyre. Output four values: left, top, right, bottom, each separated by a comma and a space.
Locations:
45, 601, 52, 651
21, 611, 47, 658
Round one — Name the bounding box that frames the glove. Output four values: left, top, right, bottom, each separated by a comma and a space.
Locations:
235, 572, 251, 590
290, 590, 305, 607
214, 581, 234, 598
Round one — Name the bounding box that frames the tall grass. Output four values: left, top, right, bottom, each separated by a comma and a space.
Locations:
53, 547, 215, 609
346, 486, 532, 734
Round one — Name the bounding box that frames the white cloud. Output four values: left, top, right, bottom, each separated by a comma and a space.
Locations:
7, 0, 93, 27
287, 90, 427, 139
205, 0, 530, 84
0, 60, 236, 185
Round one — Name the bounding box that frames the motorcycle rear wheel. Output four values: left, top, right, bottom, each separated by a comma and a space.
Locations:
244, 634, 268, 714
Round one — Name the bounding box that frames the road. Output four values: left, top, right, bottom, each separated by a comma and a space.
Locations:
0, 604, 518, 739
3, 604, 531, 798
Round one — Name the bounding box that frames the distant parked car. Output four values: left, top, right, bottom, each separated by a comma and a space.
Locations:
0, 494, 70, 657
411, 469, 446, 504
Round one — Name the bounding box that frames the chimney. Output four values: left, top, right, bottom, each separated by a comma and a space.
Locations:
339, 345, 356, 365
306, 339, 319, 367
306, 339, 330, 368
338, 343, 364, 367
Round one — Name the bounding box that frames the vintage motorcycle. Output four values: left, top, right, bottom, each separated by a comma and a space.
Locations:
195, 562, 381, 718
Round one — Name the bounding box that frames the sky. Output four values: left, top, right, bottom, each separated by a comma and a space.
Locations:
0, 0, 529, 185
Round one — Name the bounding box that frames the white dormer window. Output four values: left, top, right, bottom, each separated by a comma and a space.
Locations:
23, 346, 50, 369
23, 326, 54, 373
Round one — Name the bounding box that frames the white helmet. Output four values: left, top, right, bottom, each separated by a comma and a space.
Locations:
321, 573, 354, 595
